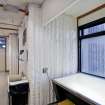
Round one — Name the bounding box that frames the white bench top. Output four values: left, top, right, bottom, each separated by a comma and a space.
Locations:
9, 80, 29, 86
54, 73, 105, 105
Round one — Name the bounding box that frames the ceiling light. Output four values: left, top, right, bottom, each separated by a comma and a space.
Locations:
2, 45, 6, 48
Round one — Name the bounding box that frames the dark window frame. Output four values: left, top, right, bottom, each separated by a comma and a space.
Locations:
78, 17, 105, 78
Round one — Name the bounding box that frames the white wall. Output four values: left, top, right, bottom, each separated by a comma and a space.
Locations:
6, 37, 9, 71
27, 4, 42, 105
42, 0, 79, 25
18, 16, 28, 75
9, 34, 18, 75
0, 48, 5, 72
79, 8, 105, 26
27, 4, 77, 105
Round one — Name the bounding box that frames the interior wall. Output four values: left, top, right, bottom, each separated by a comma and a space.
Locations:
0, 48, 5, 72
78, 8, 105, 26
6, 37, 9, 71
18, 16, 28, 75
27, 4, 41, 105
27, 4, 77, 105
9, 34, 18, 75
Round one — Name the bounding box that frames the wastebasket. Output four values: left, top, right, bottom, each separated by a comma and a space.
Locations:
9, 82, 29, 105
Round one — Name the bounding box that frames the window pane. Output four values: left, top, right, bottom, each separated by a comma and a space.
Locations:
81, 36, 105, 77
84, 23, 105, 35
0, 38, 6, 48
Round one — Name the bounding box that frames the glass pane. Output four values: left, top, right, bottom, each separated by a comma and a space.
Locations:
0, 38, 6, 48
81, 35, 105, 77
84, 23, 105, 35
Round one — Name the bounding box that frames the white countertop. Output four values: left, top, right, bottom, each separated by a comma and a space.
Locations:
54, 73, 105, 105
9, 79, 29, 86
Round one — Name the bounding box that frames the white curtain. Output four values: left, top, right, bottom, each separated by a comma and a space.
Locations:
42, 14, 77, 105
27, 4, 77, 105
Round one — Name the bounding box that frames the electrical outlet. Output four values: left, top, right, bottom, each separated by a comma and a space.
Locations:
42, 67, 48, 73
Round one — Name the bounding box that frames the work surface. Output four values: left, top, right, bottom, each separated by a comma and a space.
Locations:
54, 73, 105, 105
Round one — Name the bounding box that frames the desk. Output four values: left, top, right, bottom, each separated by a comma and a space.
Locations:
53, 73, 105, 105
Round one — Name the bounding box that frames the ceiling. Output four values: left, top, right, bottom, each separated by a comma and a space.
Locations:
0, 0, 45, 36
65, 0, 105, 17
0, 0, 105, 36
0, 0, 44, 8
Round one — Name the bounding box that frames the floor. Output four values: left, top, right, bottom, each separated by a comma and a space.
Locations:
0, 72, 8, 105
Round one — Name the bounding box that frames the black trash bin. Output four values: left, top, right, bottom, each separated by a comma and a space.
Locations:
9, 82, 29, 105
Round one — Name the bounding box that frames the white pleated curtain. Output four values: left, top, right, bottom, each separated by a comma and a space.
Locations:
27, 4, 77, 105
42, 15, 77, 105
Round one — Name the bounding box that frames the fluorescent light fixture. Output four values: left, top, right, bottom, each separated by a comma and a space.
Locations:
2, 45, 6, 48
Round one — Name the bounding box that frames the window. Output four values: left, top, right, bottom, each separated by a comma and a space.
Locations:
84, 23, 105, 35
0, 38, 6, 49
78, 17, 105, 78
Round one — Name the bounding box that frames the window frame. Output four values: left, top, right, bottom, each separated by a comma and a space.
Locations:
78, 17, 105, 78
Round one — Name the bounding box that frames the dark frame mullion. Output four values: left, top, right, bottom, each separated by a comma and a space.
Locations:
78, 40, 81, 72
79, 17, 105, 29
81, 72, 105, 79
79, 31, 105, 39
